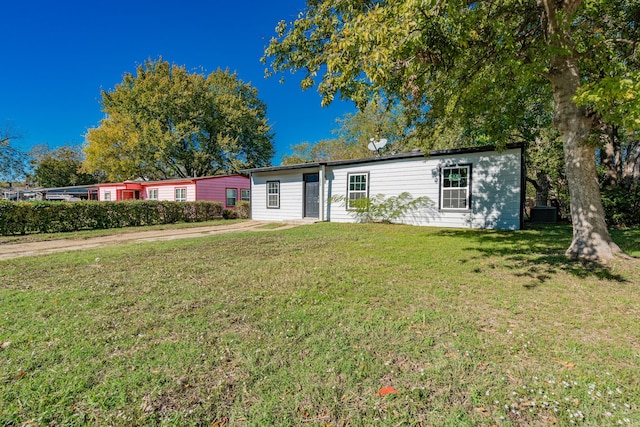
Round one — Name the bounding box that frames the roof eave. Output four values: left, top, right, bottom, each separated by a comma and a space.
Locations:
241, 143, 523, 174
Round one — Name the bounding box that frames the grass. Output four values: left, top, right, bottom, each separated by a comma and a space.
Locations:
1, 223, 639, 426
254, 222, 290, 230
0, 219, 244, 245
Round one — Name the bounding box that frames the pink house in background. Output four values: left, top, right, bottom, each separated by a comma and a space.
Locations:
97, 174, 250, 208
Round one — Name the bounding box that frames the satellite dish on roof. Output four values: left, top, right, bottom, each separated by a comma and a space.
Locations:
367, 138, 388, 154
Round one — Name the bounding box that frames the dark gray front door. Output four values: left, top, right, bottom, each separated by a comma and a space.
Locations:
304, 173, 320, 218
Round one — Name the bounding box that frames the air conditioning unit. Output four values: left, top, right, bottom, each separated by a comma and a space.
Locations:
530, 206, 557, 224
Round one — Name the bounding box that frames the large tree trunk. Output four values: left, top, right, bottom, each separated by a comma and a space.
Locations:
526, 170, 551, 206
600, 125, 621, 188
549, 56, 622, 263
534, 170, 551, 206
624, 141, 640, 185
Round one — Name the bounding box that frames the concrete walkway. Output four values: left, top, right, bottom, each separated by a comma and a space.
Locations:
0, 221, 303, 261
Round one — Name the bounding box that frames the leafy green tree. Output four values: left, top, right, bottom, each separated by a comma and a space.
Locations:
526, 131, 567, 207
264, 0, 639, 263
85, 58, 274, 181
282, 97, 415, 164
30, 145, 101, 188
597, 125, 640, 228
0, 128, 27, 182
597, 125, 640, 189
282, 140, 351, 165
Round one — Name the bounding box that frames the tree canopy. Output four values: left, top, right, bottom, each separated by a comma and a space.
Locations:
0, 128, 27, 182
282, 97, 415, 164
84, 58, 275, 181
30, 145, 101, 188
264, 0, 639, 263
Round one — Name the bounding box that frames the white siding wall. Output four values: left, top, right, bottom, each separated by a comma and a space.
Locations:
466, 150, 522, 230
155, 184, 196, 201
250, 147, 522, 230
327, 156, 433, 224
251, 168, 316, 221
99, 186, 117, 201
326, 148, 521, 229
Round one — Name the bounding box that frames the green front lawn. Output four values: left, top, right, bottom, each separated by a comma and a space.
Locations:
0, 219, 244, 245
1, 223, 639, 426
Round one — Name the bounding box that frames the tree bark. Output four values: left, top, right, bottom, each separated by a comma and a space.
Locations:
549, 56, 622, 262
526, 171, 551, 206
538, 0, 625, 263
535, 170, 551, 206
624, 141, 640, 184
600, 125, 621, 188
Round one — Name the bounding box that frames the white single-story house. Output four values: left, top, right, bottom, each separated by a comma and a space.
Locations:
243, 144, 525, 230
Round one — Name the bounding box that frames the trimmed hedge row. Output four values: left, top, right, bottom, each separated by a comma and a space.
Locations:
236, 201, 250, 220
0, 200, 224, 235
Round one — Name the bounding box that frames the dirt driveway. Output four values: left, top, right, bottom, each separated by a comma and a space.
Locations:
0, 221, 302, 261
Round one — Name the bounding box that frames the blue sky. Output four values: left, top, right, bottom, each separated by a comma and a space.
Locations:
1, 0, 356, 165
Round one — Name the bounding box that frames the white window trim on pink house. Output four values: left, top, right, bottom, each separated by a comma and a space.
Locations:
97, 174, 250, 208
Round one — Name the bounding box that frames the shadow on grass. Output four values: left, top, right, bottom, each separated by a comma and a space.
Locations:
436, 224, 632, 284
610, 227, 640, 257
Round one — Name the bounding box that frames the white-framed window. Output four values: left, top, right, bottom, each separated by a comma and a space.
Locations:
347, 172, 369, 209
241, 189, 250, 202
148, 188, 158, 200
175, 187, 187, 202
441, 165, 471, 210
267, 181, 280, 209
103, 191, 111, 201
226, 188, 237, 207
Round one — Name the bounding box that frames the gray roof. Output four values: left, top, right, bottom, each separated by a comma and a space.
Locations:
242, 143, 523, 174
